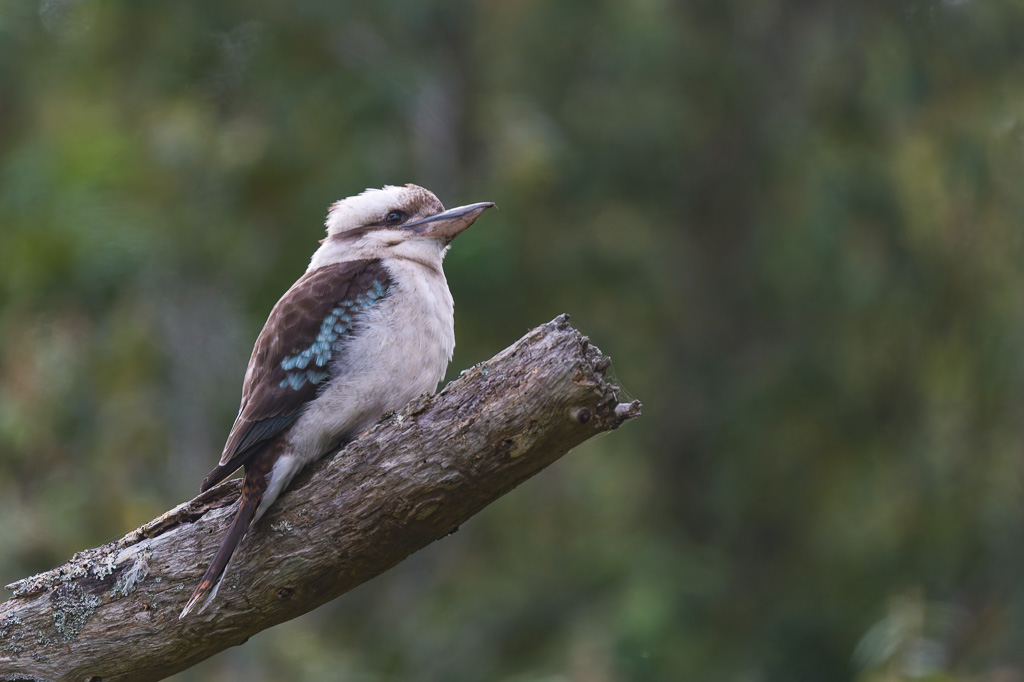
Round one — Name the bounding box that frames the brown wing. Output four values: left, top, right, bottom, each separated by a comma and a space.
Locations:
199, 259, 392, 491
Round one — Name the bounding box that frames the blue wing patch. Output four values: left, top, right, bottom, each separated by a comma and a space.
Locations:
278, 279, 389, 390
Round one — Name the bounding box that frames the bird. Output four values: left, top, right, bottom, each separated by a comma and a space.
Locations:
179, 184, 494, 618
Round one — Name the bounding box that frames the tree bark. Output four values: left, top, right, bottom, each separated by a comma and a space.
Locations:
0, 314, 641, 682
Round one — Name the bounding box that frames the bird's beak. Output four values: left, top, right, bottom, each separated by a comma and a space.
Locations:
405, 201, 495, 243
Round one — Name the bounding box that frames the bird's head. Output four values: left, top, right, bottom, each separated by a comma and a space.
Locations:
312, 184, 494, 270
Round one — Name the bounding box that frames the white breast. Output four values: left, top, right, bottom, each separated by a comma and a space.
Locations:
285, 258, 455, 462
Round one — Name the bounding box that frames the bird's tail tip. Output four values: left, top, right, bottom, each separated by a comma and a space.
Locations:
179, 573, 224, 619
179, 580, 212, 619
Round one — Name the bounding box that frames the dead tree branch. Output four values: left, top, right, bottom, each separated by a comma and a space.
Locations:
0, 314, 641, 682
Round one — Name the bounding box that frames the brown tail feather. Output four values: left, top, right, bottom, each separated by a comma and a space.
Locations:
180, 457, 272, 618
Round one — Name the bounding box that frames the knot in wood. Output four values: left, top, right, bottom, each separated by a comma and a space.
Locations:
569, 406, 592, 424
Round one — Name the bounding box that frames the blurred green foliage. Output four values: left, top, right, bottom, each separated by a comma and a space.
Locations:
4, 0, 1024, 679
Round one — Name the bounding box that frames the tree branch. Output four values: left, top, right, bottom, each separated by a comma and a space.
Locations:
0, 314, 641, 682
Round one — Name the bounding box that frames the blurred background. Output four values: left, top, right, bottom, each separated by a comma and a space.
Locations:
3, 0, 1024, 680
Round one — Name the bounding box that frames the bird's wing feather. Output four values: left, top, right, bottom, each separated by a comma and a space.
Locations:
218, 259, 392, 469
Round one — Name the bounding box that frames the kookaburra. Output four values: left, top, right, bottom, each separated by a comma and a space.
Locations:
180, 184, 494, 618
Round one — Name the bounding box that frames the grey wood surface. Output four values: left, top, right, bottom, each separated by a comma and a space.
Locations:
0, 314, 641, 682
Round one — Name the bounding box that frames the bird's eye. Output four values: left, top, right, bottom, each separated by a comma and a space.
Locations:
385, 211, 405, 225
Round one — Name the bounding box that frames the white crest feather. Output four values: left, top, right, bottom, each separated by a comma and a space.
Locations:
325, 185, 416, 236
